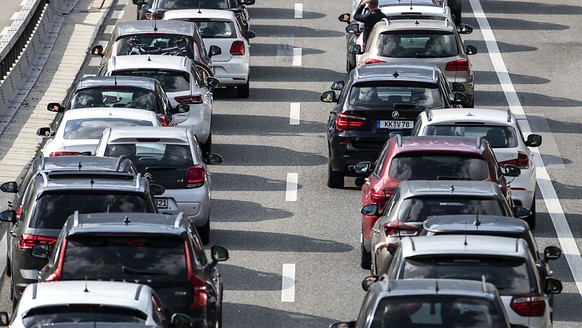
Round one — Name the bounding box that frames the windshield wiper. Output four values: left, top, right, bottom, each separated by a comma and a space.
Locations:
121, 266, 158, 275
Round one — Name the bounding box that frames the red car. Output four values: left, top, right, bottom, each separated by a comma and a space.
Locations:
353, 135, 520, 269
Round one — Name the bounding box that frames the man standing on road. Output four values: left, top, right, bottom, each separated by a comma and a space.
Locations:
353, 0, 387, 50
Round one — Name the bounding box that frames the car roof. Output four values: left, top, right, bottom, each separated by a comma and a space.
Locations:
380, 0, 438, 6
31, 171, 148, 194
113, 19, 198, 38
75, 76, 159, 91
379, 18, 457, 32
18, 281, 152, 313
164, 8, 237, 21
355, 64, 440, 83
32, 155, 132, 173
392, 136, 486, 155
422, 215, 529, 235
382, 4, 448, 16
371, 278, 498, 298
400, 235, 530, 258
65, 212, 188, 237
423, 108, 516, 126
105, 126, 191, 144
399, 180, 503, 197
61, 108, 159, 121
109, 55, 191, 72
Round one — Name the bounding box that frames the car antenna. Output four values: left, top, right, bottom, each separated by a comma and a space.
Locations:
198, 3, 202, 14
474, 212, 481, 230
435, 279, 439, 294
114, 76, 118, 86
124, 215, 131, 226
84, 276, 89, 292
147, 55, 151, 62
90, 177, 94, 188
410, 0, 413, 9
464, 222, 468, 246
393, 71, 399, 78
78, 162, 83, 171
450, 184, 455, 193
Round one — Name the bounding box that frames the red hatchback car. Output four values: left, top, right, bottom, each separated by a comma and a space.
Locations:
352, 134, 520, 269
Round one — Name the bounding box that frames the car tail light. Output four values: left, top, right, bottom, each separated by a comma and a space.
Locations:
19, 234, 57, 250
445, 59, 469, 71
499, 151, 529, 169
370, 189, 392, 203
49, 151, 79, 157
384, 221, 419, 237
511, 295, 546, 316
364, 58, 386, 65
336, 113, 365, 131
175, 95, 203, 104
230, 41, 245, 55
15, 205, 22, 220
185, 242, 207, 309
186, 165, 205, 188
158, 114, 169, 127
44, 240, 67, 282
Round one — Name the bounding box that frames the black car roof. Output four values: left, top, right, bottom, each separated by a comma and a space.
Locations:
355, 64, 440, 84
75, 76, 159, 91
114, 20, 198, 38
64, 212, 188, 237
422, 215, 529, 234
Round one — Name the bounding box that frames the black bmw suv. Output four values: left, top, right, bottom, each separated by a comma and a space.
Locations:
320, 64, 467, 188
35, 212, 229, 328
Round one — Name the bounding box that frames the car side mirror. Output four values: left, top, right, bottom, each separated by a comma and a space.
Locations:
170, 313, 192, 328
349, 161, 373, 175
525, 134, 542, 147
451, 92, 468, 105
349, 44, 363, 55
36, 127, 53, 138
345, 23, 359, 34
0, 181, 18, 193
206, 77, 220, 88
338, 13, 351, 23
0, 312, 8, 327
91, 45, 104, 57
331, 80, 345, 90
210, 245, 229, 267
513, 206, 531, 220
31, 244, 50, 259
503, 164, 521, 177
47, 102, 64, 112
457, 23, 474, 34
330, 322, 356, 328
360, 204, 379, 216
543, 246, 562, 261
209, 45, 222, 57
544, 277, 562, 294
320, 91, 338, 103
465, 45, 477, 55
361, 275, 379, 291
451, 82, 465, 92
0, 210, 16, 223
245, 30, 256, 39
205, 153, 223, 165
149, 183, 166, 196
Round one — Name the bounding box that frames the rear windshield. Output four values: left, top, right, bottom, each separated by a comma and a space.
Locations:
63, 118, 153, 140
112, 70, 190, 92
114, 34, 196, 60
61, 236, 187, 280
402, 256, 535, 294
195, 21, 237, 38
349, 84, 445, 109
371, 295, 502, 328
424, 125, 519, 148
397, 197, 507, 222
376, 32, 458, 58
389, 154, 488, 181
30, 192, 150, 229
71, 87, 161, 113
159, 0, 229, 9
22, 305, 147, 326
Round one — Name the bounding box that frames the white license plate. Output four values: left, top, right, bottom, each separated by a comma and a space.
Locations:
376, 120, 414, 129
155, 198, 168, 209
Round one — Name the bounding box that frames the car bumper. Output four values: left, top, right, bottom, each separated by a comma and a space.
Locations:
156, 188, 211, 227
213, 58, 250, 87
509, 167, 536, 209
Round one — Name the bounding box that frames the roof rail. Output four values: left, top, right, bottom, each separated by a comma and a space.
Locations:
515, 238, 519, 253
174, 212, 184, 229
47, 171, 135, 180
134, 284, 144, 301
32, 283, 38, 300
135, 173, 142, 189
476, 137, 482, 149
114, 155, 126, 172
506, 109, 512, 123
425, 108, 433, 121
390, 132, 403, 148
481, 275, 487, 293
40, 156, 46, 170
73, 210, 80, 227
409, 237, 416, 251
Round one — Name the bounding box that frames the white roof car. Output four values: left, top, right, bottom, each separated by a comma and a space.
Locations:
103, 55, 216, 153
413, 108, 542, 228
37, 108, 161, 157
163, 9, 255, 98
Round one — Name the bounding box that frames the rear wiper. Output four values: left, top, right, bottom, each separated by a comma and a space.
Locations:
121, 266, 158, 275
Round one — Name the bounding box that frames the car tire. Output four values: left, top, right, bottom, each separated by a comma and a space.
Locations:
327, 161, 344, 188
201, 133, 212, 155
237, 81, 250, 98
199, 219, 210, 245
360, 239, 372, 270
526, 197, 536, 230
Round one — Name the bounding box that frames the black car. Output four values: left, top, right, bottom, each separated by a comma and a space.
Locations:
320, 64, 466, 188
0, 167, 160, 302
35, 212, 229, 328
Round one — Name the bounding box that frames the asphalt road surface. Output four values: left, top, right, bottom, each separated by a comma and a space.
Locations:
1, 0, 582, 327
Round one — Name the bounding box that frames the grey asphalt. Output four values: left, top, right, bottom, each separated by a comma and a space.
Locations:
1, 0, 582, 327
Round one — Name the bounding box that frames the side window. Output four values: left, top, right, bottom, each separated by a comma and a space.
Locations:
382, 189, 400, 215
155, 84, 170, 114
515, 120, 527, 142
411, 116, 424, 136
50, 229, 67, 266
355, 291, 376, 327
151, 293, 166, 324
387, 248, 402, 279
20, 183, 36, 222
373, 143, 391, 177
188, 228, 208, 266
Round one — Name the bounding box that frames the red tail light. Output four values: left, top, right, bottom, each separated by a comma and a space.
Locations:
511, 295, 546, 316
364, 58, 386, 65
19, 234, 57, 250
49, 151, 79, 157
384, 221, 419, 237
44, 240, 67, 282
445, 59, 469, 71
15, 206, 22, 220
499, 151, 529, 169
175, 95, 203, 105
185, 242, 207, 309
158, 114, 169, 127
186, 165, 205, 188
336, 113, 365, 131
370, 189, 392, 203
230, 41, 245, 55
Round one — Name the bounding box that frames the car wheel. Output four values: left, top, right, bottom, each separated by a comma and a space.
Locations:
360, 238, 372, 270
201, 133, 212, 155
327, 161, 344, 188
526, 197, 536, 230
237, 81, 250, 98
199, 219, 210, 245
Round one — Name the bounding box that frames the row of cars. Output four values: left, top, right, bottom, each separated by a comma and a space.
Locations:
0, 0, 260, 327
322, 1, 565, 328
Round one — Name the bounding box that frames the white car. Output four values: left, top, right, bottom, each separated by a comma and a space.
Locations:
163, 9, 255, 98
1, 280, 191, 328
102, 55, 217, 153
412, 108, 542, 228
94, 126, 223, 244
37, 108, 162, 157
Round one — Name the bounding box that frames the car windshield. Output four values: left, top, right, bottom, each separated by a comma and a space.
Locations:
112, 69, 190, 93
376, 32, 458, 58
424, 125, 519, 148
115, 34, 196, 59
22, 305, 147, 326
63, 118, 153, 140
61, 236, 187, 280
389, 154, 488, 181
349, 84, 445, 108
195, 20, 237, 38
371, 295, 503, 328
71, 87, 162, 113
397, 197, 507, 222
30, 192, 149, 229
402, 256, 535, 294
159, 0, 229, 9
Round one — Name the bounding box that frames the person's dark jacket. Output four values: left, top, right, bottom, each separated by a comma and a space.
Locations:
353, 4, 387, 47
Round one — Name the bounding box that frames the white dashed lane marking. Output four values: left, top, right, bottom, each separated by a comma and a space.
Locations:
294, 3, 303, 19
281, 263, 296, 302
285, 173, 298, 201
290, 103, 300, 125
292, 48, 302, 66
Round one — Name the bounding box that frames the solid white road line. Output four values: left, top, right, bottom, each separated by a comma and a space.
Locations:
281, 263, 296, 302
111, 10, 124, 20
294, 3, 303, 19
104, 25, 115, 35
286, 173, 298, 201
471, 0, 582, 298
292, 48, 302, 66
290, 103, 301, 125
88, 57, 101, 67
0, 232, 7, 276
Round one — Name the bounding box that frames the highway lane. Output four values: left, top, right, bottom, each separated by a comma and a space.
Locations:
0, 0, 582, 327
